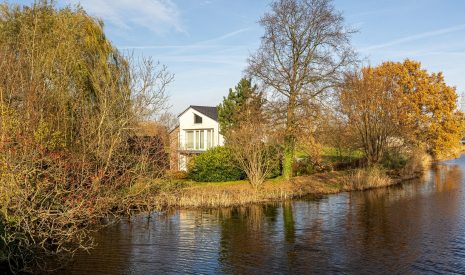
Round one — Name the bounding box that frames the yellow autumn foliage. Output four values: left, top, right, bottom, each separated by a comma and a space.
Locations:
375, 60, 465, 159
341, 59, 464, 164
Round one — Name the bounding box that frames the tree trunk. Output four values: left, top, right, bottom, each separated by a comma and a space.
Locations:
283, 93, 297, 179
282, 136, 294, 179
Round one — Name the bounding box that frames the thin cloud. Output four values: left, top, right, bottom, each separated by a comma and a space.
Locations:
160, 54, 246, 66
202, 28, 251, 44
201, 0, 214, 6
65, 0, 184, 34
361, 24, 465, 52
118, 27, 253, 50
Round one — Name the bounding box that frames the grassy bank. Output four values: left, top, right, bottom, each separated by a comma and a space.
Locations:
153, 175, 341, 209
114, 144, 437, 211
128, 166, 423, 210
125, 146, 433, 210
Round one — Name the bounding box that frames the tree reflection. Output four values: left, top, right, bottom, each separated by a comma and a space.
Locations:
218, 204, 280, 274
432, 164, 462, 192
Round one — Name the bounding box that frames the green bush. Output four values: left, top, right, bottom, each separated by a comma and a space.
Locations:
188, 147, 245, 182
381, 150, 408, 170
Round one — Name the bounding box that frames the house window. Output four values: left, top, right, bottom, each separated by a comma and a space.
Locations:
194, 114, 202, 124
195, 130, 204, 149
184, 129, 214, 150
186, 131, 194, 149
207, 129, 213, 149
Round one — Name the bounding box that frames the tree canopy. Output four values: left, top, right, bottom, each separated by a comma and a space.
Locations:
247, 0, 355, 178
340, 67, 403, 165
340, 60, 465, 164
376, 60, 464, 158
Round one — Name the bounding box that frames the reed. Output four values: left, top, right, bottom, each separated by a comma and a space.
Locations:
342, 167, 393, 191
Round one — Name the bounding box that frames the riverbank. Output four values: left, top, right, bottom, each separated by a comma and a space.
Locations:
130, 167, 423, 210
133, 147, 434, 210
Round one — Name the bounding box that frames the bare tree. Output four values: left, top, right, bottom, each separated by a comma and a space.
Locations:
156, 112, 179, 132
247, 0, 355, 179
225, 94, 278, 187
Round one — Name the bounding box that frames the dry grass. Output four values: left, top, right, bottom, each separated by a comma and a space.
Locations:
342, 167, 393, 191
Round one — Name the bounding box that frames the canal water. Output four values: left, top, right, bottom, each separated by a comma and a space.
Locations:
65, 156, 465, 274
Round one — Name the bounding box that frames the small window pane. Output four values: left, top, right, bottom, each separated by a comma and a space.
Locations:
199, 130, 204, 149
186, 131, 194, 149
194, 114, 202, 124
207, 130, 212, 148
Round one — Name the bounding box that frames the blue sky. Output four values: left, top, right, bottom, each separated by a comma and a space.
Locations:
15, 0, 465, 113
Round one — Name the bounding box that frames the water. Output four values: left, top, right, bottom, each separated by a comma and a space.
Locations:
64, 156, 465, 274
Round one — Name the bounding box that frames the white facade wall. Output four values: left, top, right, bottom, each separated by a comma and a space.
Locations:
177, 108, 224, 171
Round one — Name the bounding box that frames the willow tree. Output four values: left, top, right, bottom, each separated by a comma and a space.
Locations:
0, 1, 171, 272
247, 0, 355, 179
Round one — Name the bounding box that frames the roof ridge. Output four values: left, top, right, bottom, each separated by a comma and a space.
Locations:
178, 105, 218, 121
190, 105, 216, 108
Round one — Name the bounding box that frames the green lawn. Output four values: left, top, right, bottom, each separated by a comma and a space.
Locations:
296, 146, 364, 164
322, 147, 364, 163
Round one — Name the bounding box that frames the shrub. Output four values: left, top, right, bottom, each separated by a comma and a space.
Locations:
0, 2, 172, 272
188, 147, 245, 182
381, 147, 431, 177
264, 144, 282, 179
293, 156, 333, 176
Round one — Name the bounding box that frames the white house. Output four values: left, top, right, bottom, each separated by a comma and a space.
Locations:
172, 105, 224, 171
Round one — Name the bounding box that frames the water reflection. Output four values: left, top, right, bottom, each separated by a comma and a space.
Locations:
64, 157, 465, 274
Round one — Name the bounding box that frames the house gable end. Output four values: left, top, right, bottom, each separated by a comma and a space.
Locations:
178, 108, 218, 129
178, 105, 218, 122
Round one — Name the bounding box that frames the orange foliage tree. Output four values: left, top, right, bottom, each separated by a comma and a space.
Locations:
340, 67, 403, 165
377, 60, 464, 158
341, 60, 464, 163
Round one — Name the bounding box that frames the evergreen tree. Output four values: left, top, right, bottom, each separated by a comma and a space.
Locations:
218, 78, 261, 135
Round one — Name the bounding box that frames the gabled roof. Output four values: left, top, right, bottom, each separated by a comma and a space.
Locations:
168, 124, 179, 134
178, 105, 218, 121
